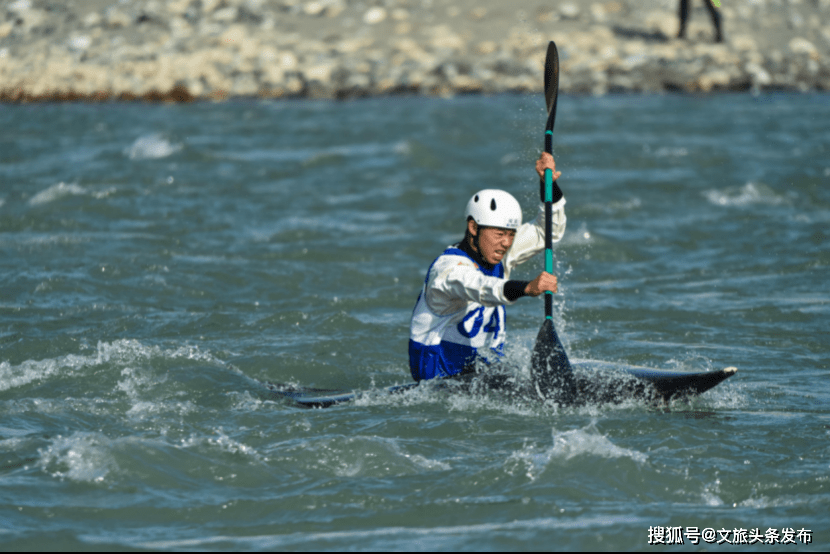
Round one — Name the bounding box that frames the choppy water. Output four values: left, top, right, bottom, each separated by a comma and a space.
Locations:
1, 93, 828, 550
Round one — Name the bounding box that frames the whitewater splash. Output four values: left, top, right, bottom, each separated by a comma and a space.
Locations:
124, 133, 183, 160
27, 182, 86, 206
37, 431, 118, 483
34, 427, 267, 484
0, 339, 227, 392
27, 182, 119, 205
703, 182, 785, 208
506, 421, 648, 481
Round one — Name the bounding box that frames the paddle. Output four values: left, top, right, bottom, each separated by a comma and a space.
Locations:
530, 41, 578, 404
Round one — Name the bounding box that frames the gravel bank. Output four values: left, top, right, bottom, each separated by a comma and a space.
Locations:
1, 0, 829, 102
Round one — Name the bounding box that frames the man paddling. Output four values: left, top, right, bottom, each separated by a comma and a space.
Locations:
409, 152, 566, 382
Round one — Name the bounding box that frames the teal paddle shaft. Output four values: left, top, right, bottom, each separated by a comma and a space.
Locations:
544, 164, 554, 320
543, 42, 558, 321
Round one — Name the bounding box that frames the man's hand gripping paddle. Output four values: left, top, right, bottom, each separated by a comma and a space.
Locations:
530, 41, 578, 405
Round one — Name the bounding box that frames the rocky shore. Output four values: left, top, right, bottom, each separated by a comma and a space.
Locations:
1, 0, 829, 102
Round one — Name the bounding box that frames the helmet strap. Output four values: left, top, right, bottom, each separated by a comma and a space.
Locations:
466, 219, 481, 254
463, 219, 495, 269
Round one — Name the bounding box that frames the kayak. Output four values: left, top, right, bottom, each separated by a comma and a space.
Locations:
263, 362, 737, 409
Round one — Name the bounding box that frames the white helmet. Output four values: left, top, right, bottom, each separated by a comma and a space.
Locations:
464, 189, 522, 230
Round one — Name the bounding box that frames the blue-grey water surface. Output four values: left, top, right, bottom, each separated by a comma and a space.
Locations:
1, 93, 828, 550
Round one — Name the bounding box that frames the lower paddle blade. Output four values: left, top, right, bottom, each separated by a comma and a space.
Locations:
531, 319, 577, 404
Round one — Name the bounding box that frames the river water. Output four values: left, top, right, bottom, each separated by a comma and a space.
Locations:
1, 93, 828, 550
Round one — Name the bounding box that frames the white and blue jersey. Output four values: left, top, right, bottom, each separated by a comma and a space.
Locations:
409, 246, 508, 380
408, 199, 567, 382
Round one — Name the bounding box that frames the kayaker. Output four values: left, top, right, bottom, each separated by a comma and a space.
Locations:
408, 152, 567, 382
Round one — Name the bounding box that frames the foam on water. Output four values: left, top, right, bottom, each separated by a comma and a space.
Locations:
445, 388, 541, 417
27, 182, 86, 206
681, 378, 747, 411
124, 133, 183, 160
278, 434, 450, 477
1, 339, 231, 393
0, 436, 29, 458
226, 390, 270, 412
700, 478, 725, 506
345, 369, 546, 417
25, 183, 119, 207
37, 432, 118, 483
34, 427, 269, 485
97, 339, 224, 365
35, 429, 266, 485
0, 353, 93, 392
703, 182, 786, 208
116, 365, 167, 398
124, 398, 199, 422
349, 379, 446, 409
506, 421, 648, 481
739, 493, 821, 509
180, 428, 266, 463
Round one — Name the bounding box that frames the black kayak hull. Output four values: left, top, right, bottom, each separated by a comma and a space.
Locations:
263, 362, 738, 409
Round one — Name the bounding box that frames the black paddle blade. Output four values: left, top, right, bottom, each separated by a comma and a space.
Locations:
543, 41, 559, 127
531, 319, 578, 405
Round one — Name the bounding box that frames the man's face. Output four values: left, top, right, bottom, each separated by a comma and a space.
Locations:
468, 221, 516, 265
